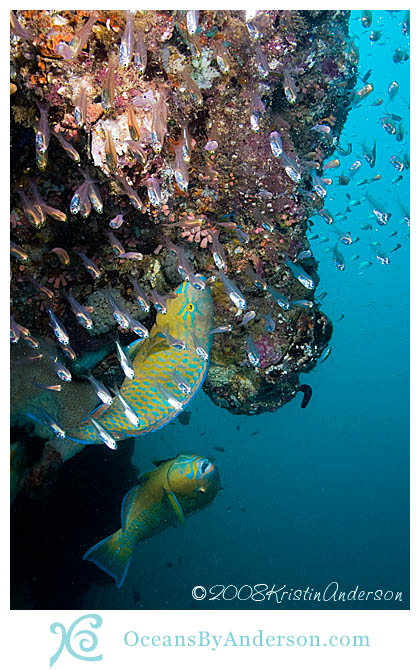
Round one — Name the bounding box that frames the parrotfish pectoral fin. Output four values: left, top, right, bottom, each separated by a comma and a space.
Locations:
83, 529, 134, 588
121, 486, 138, 531
125, 338, 145, 359
164, 489, 185, 526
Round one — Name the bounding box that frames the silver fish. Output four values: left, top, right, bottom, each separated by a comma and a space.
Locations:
245, 336, 260, 367
86, 372, 113, 406
116, 339, 135, 380
47, 308, 69, 345
112, 384, 140, 428
217, 271, 247, 310
90, 417, 117, 450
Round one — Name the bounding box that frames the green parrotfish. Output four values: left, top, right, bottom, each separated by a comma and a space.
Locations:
68, 281, 213, 445
83, 453, 221, 587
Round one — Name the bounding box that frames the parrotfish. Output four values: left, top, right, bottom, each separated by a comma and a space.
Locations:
67, 281, 213, 444
83, 453, 220, 587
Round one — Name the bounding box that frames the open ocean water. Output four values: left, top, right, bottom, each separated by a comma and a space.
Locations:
79, 9, 410, 610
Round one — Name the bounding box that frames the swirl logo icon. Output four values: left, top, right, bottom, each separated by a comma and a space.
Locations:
50, 614, 103, 667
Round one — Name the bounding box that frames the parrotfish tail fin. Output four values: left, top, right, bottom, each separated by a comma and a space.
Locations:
83, 529, 135, 588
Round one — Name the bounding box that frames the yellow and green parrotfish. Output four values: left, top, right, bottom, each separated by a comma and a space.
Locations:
68, 281, 213, 445
83, 453, 221, 587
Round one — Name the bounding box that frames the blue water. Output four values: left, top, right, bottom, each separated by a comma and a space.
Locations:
83, 10, 410, 610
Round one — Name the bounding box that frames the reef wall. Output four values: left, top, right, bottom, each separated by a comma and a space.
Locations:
11, 10, 357, 491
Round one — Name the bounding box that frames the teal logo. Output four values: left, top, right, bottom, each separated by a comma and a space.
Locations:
50, 614, 103, 667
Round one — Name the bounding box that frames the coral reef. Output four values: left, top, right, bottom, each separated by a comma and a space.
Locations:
11, 10, 356, 488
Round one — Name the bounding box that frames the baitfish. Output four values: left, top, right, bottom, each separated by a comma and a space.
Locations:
67, 281, 213, 444
83, 453, 220, 587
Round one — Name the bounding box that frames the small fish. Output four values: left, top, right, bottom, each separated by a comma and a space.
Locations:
324, 159, 340, 170
245, 335, 260, 367
370, 98, 383, 107
113, 385, 140, 428
245, 264, 267, 290
361, 69, 372, 84
134, 29, 147, 73
318, 346, 331, 363
173, 371, 192, 395
77, 252, 101, 279
338, 174, 350, 185
388, 80, 399, 100
52, 129, 80, 163
186, 10, 199, 35
402, 10, 410, 36
86, 372, 113, 406
116, 339, 135, 380
17, 188, 41, 228
27, 408, 66, 439
74, 84, 88, 128
119, 252, 144, 261
210, 325, 233, 335
351, 254, 360, 261
10, 240, 28, 262
362, 140, 376, 168
145, 176, 161, 208
35, 100, 50, 154
317, 291, 327, 301
281, 153, 301, 182
371, 241, 390, 265
292, 299, 314, 309
33, 382, 62, 392
283, 67, 298, 104
117, 174, 145, 212
359, 261, 373, 269
131, 279, 151, 312
90, 417, 117, 450
51, 247, 70, 265
104, 289, 130, 329
47, 308, 70, 345
283, 253, 315, 290
107, 231, 125, 255
156, 382, 183, 411
311, 124, 331, 134
361, 10, 372, 28
269, 131, 283, 158
101, 54, 118, 112
336, 142, 352, 157
393, 48, 409, 64
215, 41, 230, 75
369, 30, 382, 42
192, 332, 209, 361
149, 289, 167, 314
217, 271, 247, 311
210, 230, 228, 272
268, 285, 290, 310
162, 328, 187, 351
396, 122, 404, 143
66, 289, 93, 330
298, 384, 312, 409
319, 209, 333, 225
238, 311, 256, 327
214, 446, 225, 453
366, 193, 391, 226
119, 11, 135, 68
381, 117, 396, 135
333, 244, 345, 271
104, 124, 118, 172
51, 355, 72, 382
390, 155, 404, 172
391, 244, 401, 253
264, 314, 276, 332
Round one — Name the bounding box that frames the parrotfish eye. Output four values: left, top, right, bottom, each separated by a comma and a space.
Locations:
187, 303, 195, 312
